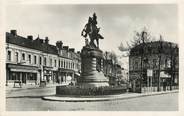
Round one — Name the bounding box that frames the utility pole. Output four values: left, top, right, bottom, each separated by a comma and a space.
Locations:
105, 51, 108, 76
140, 30, 147, 93
170, 43, 173, 91
157, 40, 162, 92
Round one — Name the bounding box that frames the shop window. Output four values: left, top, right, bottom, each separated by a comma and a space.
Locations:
10, 73, 19, 80
7, 51, 11, 61
27, 73, 36, 80
28, 54, 31, 64
22, 53, 25, 60
34, 55, 37, 64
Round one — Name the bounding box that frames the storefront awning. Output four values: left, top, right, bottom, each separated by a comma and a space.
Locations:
7, 64, 38, 73
58, 68, 74, 73
11, 68, 38, 73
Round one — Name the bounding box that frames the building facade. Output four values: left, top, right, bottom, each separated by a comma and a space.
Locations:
6, 30, 81, 86
103, 52, 124, 86
129, 41, 179, 93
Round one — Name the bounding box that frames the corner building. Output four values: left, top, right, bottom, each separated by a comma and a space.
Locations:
6, 30, 81, 86
129, 41, 179, 93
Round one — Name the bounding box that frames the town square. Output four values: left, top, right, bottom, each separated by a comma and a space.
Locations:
4, 4, 179, 111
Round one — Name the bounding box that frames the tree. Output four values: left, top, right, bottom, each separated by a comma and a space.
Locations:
118, 27, 153, 54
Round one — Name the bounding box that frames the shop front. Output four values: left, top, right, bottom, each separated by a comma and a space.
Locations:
6, 64, 40, 86
58, 68, 75, 85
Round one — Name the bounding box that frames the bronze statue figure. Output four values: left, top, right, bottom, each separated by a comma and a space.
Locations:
81, 13, 104, 48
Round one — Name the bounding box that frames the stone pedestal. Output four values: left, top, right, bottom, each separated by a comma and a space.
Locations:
78, 46, 109, 88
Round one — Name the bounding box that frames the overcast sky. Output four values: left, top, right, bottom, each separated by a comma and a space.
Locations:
6, 4, 178, 56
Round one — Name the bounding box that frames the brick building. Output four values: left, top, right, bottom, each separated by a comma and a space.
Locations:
6, 30, 81, 86
129, 40, 179, 93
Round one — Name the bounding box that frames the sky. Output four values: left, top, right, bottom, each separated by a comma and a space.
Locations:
6, 4, 178, 69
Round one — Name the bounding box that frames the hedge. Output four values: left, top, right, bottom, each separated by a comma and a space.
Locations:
56, 85, 127, 96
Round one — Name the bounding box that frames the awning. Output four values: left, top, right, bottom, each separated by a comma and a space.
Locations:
11, 68, 38, 73
58, 68, 74, 73
7, 64, 38, 73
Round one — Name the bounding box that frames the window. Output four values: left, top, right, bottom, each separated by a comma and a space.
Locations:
50, 58, 52, 67
54, 59, 57, 67
66, 61, 68, 69
134, 61, 138, 70
15, 52, 18, 62
28, 54, 31, 64
7, 51, 11, 61
34, 55, 37, 64
153, 59, 157, 68
44, 57, 47, 66
27, 73, 37, 80
64, 61, 65, 68
58, 60, 60, 67
165, 58, 171, 68
61, 60, 63, 68
22, 53, 25, 60
73, 63, 75, 69
39, 56, 42, 65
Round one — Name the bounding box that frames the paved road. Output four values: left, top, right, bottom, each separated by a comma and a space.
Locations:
6, 87, 56, 98
6, 87, 178, 111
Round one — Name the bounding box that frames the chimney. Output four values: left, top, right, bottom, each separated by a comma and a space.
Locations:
45, 37, 49, 44
56, 41, 63, 49
27, 35, 33, 41
69, 48, 75, 52
10, 30, 17, 36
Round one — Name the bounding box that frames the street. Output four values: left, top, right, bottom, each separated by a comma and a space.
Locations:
6, 87, 178, 111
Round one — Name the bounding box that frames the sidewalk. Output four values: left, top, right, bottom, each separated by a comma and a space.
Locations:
6, 83, 66, 91
6, 83, 66, 98
42, 90, 179, 102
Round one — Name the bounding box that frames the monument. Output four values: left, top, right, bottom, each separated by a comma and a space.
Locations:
55, 13, 127, 96
78, 13, 109, 88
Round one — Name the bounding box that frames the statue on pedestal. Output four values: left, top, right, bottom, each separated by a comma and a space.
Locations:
79, 13, 109, 88
81, 13, 104, 49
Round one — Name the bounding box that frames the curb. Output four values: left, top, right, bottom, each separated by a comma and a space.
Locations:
6, 95, 54, 99
42, 90, 178, 102
6, 85, 58, 92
